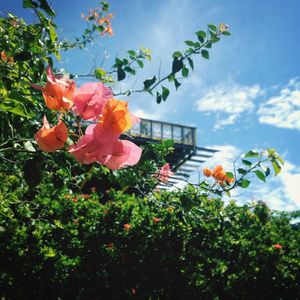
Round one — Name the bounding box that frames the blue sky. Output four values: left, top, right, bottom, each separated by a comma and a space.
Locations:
2, 0, 300, 211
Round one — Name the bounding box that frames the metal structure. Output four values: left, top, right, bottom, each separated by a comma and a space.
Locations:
128, 118, 218, 189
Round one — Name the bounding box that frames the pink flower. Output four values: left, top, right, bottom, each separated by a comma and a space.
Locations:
31, 66, 76, 110
105, 140, 142, 170
68, 123, 118, 164
72, 82, 113, 120
68, 123, 142, 169
157, 163, 174, 183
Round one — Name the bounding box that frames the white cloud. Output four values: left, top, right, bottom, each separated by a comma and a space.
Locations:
195, 82, 263, 130
258, 78, 300, 130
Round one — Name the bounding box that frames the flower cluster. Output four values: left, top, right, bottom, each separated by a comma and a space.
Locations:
32, 66, 142, 170
82, 7, 113, 36
203, 165, 234, 185
157, 163, 174, 183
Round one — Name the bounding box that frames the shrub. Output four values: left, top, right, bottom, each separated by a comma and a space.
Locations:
1, 175, 299, 299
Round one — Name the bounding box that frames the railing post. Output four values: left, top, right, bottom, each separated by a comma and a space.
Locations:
150, 120, 153, 139
161, 123, 163, 140
192, 128, 197, 154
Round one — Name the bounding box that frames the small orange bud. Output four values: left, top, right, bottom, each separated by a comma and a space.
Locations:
123, 223, 131, 231
274, 243, 282, 250
203, 167, 213, 177
153, 217, 161, 224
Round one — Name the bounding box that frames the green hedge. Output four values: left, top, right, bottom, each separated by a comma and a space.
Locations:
1, 174, 300, 299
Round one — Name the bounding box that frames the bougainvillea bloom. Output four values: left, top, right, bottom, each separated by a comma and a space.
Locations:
101, 99, 134, 134
1, 50, 14, 63
31, 66, 76, 110
72, 82, 113, 120
203, 167, 213, 177
203, 165, 234, 185
153, 217, 161, 224
104, 140, 142, 170
35, 116, 68, 152
68, 123, 142, 169
157, 163, 174, 183
274, 243, 283, 249
68, 124, 117, 165
123, 223, 131, 230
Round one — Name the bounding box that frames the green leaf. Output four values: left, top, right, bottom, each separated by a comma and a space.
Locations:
245, 150, 259, 158
49, 22, 57, 42
201, 49, 209, 59
156, 92, 162, 104
172, 58, 183, 74
254, 170, 266, 182
117, 68, 126, 81
162, 86, 170, 101
187, 57, 194, 70
211, 36, 221, 43
114, 58, 123, 67
208, 24, 217, 32
143, 76, 157, 89
277, 155, 284, 165
238, 179, 251, 188
182, 66, 189, 78
23, 0, 38, 8
127, 50, 136, 57
205, 42, 212, 48
271, 160, 282, 176
237, 168, 247, 175
168, 74, 175, 82
174, 79, 181, 90
185, 40, 195, 47
124, 66, 136, 75
137, 60, 144, 68
242, 159, 252, 167
222, 31, 231, 36
196, 30, 206, 43
226, 172, 234, 178
94, 67, 106, 79
172, 51, 183, 58
0, 93, 32, 118
39, 0, 56, 17
265, 167, 271, 177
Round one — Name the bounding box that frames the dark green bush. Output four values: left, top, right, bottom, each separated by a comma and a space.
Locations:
1, 174, 299, 299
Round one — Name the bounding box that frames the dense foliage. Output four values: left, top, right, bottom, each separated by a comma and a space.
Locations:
1, 174, 300, 299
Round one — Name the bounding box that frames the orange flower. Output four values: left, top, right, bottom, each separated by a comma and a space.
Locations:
1, 51, 14, 64
34, 116, 68, 152
31, 66, 76, 111
123, 223, 132, 231
274, 243, 283, 250
101, 99, 132, 134
205, 165, 235, 185
203, 167, 213, 177
225, 177, 235, 185
153, 217, 161, 224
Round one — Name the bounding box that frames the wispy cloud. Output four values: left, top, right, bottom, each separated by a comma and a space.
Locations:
195, 82, 263, 130
258, 78, 300, 130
